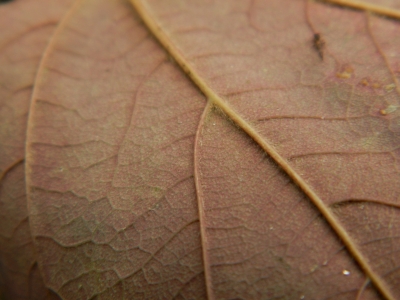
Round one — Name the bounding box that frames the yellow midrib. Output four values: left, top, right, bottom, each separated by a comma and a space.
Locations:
322, 0, 400, 19
129, 1, 395, 299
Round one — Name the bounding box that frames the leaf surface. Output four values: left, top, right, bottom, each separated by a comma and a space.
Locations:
24, 0, 400, 299
0, 0, 73, 298
26, 0, 206, 299
130, 0, 400, 298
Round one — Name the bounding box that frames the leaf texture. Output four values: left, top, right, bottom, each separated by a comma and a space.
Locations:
10, 0, 400, 299
0, 0, 73, 298
26, 0, 206, 299
130, 0, 400, 298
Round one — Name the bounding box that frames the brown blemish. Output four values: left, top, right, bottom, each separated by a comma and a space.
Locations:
372, 82, 381, 89
336, 65, 353, 79
360, 78, 369, 86
336, 72, 351, 79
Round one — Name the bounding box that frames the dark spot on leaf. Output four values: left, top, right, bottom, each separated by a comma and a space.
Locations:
313, 33, 325, 60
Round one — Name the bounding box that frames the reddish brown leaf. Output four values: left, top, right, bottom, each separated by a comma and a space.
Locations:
0, 0, 73, 299
130, 0, 400, 298
26, 0, 206, 299
21, 0, 400, 299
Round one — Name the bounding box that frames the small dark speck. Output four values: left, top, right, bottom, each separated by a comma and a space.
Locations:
313, 33, 325, 60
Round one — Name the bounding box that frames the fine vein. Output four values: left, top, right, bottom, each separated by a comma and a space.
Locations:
129, 1, 395, 299
0, 158, 24, 183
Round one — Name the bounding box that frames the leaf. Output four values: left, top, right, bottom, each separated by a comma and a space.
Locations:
0, 0, 73, 299
2, 0, 400, 299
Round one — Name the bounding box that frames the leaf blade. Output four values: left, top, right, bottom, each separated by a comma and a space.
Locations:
130, 0, 400, 298
26, 0, 208, 298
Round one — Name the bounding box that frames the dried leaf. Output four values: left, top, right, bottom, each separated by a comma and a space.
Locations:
2, 0, 400, 299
